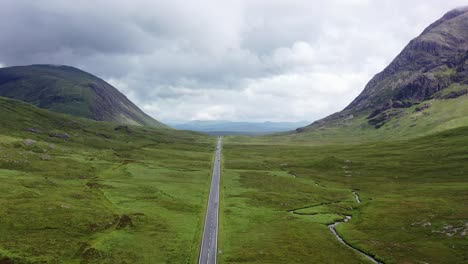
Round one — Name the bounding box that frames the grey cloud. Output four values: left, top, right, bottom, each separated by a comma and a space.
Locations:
0, 0, 467, 122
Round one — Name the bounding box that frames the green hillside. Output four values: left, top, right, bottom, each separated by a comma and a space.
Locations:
0, 96, 213, 263
281, 92, 468, 144
0, 65, 166, 127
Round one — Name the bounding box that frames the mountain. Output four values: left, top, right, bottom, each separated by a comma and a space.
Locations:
170, 120, 310, 135
0, 64, 167, 127
297, 7, 468, 140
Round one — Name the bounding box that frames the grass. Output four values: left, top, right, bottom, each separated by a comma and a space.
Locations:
234, 94, 468, 146
2, 94, 468, 264
0, 97, 214, 263
219, 126, 468, 264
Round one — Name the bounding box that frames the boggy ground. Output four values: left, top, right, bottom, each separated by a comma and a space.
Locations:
0, 97, 215, 264
220, 127, 468, 264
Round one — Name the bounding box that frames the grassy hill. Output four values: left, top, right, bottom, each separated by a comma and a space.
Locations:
0, 65, 166, 127
0, 96, 213, 263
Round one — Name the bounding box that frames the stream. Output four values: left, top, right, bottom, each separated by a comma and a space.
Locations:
326, 191, 383, 263
352, 191, 361, 203
288, 176, 382, 263
328, 216, 382, 264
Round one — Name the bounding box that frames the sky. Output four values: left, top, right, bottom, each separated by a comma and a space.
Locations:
0, 0, 467, 123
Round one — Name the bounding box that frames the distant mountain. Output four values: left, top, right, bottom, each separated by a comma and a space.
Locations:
170, 120, 310, 135
0, 64, 167, 127
297, 7, 468, 139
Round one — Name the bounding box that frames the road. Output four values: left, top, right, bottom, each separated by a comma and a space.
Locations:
199, 137, 222, 264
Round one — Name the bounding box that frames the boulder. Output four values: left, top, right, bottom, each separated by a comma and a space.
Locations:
23, 139, 36, 146
49, 132, 70, 140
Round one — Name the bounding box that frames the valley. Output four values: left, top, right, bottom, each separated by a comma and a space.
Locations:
0, 3, 468, 264
1, 99, 467, 263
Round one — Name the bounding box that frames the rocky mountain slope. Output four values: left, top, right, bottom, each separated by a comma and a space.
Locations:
298, 7, 468, 135
0, 65, 166, 127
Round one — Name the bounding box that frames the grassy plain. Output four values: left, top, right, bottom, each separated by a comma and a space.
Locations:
220, 127, 468, 263
0, 97, 214, 263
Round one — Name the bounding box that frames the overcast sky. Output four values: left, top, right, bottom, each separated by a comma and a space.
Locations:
0, 0, 466, 122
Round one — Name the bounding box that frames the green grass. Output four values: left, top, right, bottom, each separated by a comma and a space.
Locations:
233, 94, 468, 146
0, 97, 214, 263
2, 94, 468, 264
220, 127, 468, 263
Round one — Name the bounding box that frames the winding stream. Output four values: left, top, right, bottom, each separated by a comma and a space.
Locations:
326, 192, 382, 263
353, 191, 361, 203
288, 175, 381, 263
328, 215, 382, 264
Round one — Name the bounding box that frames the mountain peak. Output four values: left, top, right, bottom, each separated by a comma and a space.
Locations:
299, 7, 468, 133
447, 6, 468, 15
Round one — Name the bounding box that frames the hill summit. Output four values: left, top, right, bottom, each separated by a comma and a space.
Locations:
0, 64, 166, 127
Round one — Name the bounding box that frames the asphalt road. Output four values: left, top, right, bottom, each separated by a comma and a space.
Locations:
199, 137, 222, 264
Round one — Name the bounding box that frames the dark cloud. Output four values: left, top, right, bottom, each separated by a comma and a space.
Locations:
0, 0, 466, 122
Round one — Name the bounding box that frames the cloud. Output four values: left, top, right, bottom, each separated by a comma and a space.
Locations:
0, 0, 467, 122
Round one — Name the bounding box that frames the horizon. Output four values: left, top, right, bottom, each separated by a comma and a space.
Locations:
165, 119, 311, 124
